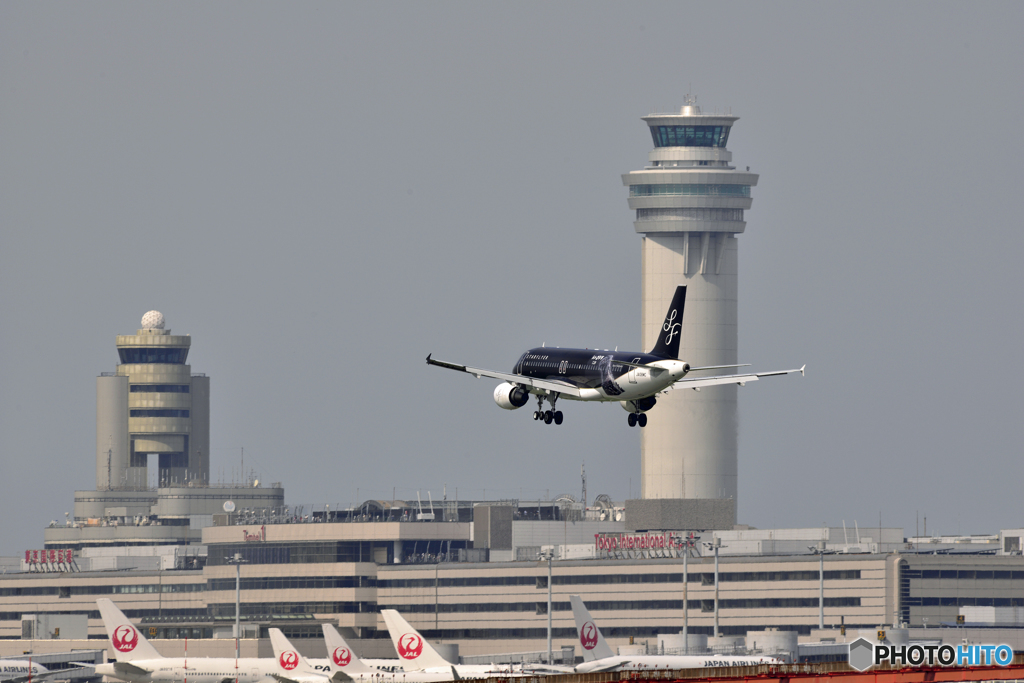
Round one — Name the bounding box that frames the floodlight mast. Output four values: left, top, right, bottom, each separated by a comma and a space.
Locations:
226, 553, 248, 659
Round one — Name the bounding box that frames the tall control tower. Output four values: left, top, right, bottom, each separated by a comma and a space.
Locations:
622, 97, 757, 531
96, 311, 210, 489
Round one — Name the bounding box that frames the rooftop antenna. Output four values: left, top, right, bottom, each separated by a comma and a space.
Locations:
581, 462, 587, 508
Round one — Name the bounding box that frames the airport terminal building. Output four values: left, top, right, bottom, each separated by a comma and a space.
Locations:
6, 514, 1024, 659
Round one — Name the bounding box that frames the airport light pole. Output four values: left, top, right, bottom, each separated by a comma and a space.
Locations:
682, 533, 699, 654
539, 549, 554, 664
227, 553, 248, 660
704, 538, 724, 639
809, 542, 836, 630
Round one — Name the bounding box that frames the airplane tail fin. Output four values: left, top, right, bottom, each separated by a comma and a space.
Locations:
380, 609, 456, 670
570, 595, 615, 661
648, 285, 687, 359
322, 624, 376, 675
97, 599, 163, 662
269, 628, 319, 675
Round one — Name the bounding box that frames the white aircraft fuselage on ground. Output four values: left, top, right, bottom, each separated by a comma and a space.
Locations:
95, 599, 281, 683
571, 595, 784, 673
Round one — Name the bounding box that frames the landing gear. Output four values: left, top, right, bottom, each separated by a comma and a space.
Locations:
627, 412, 649, 428
534, 394, 564, 425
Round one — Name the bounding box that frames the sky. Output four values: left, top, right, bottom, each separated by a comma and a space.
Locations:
1, 2, 1022, 554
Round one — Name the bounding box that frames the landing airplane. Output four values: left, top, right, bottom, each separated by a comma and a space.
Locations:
570, 596, 784, 672
427, 285, 804, 427
93, 598, 278, 683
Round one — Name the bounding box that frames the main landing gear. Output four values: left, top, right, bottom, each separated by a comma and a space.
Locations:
533, 394, 563, 425
627, 412, 648, 428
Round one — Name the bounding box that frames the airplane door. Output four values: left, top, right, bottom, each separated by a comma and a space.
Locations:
627, 358, 641, 384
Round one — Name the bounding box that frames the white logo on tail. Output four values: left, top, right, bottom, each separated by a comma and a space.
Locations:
663, 309, 680, 344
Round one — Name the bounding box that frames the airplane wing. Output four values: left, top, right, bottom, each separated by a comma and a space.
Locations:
113, 663, 152, 677
665, 365, 805, 392
426, 354, 582, 397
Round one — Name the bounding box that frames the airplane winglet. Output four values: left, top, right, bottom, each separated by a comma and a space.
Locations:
426, 353, 431, 364
800, 364, 806, 376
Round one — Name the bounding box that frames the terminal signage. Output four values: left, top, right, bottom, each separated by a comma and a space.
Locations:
24, 549, 74, 567
594, 532, 696, 559
595, 532, 685, 551
242, 525, 266, 542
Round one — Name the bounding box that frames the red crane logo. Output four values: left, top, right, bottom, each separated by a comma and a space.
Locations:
580, 621, 598, 650
332, 648, 352, 667
112, 624, 139, 652
397, 633, 423, 659
279, 651, 299, 670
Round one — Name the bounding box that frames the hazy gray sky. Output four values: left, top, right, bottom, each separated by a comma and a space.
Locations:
2, 2, 1022, 554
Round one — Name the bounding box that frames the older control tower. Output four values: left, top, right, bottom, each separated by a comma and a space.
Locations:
622, 97, 757, 531
96, 311, 210, 489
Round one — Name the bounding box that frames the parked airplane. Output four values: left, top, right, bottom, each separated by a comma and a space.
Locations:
427, 285, 803, 427
570, 595, 783, 672
0, 659, 59, 683
379, 610, 539, 678
94, 598, 277, 683
283, 623, 456, 682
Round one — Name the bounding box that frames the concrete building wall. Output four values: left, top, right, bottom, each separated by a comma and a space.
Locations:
96, 376, 129, 490
189, 375, 210, 484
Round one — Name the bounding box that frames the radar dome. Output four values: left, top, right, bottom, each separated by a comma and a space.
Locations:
141, 310, 165, 329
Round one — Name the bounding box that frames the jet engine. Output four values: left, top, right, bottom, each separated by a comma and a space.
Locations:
494, 382, 530, 410
620, 396, 657, 413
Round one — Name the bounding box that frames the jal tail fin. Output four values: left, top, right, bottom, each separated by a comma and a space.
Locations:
649, 285, 687, 359
379, 609, 455, 671
97, 599, 163, 662
322, 624, 375, 676
570, 595, 615, 662
269, 628, 319, 675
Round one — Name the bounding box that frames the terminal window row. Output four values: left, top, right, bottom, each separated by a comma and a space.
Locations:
636, 208, 744, 221
208, 576, 376, 591
130, 384, 190, 393
209, 601, 366, 616
629, 184, 751, 197
379, 569, 861, 589
903, 569, 1024, 580
130, 409, 190, 418
1, 583, 204, 597
903, 597, 1024, 607
379, 597, 861, 615
0, 607, 204, 622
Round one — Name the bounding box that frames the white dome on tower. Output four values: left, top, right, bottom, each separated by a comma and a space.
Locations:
141, 310, 165, 329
